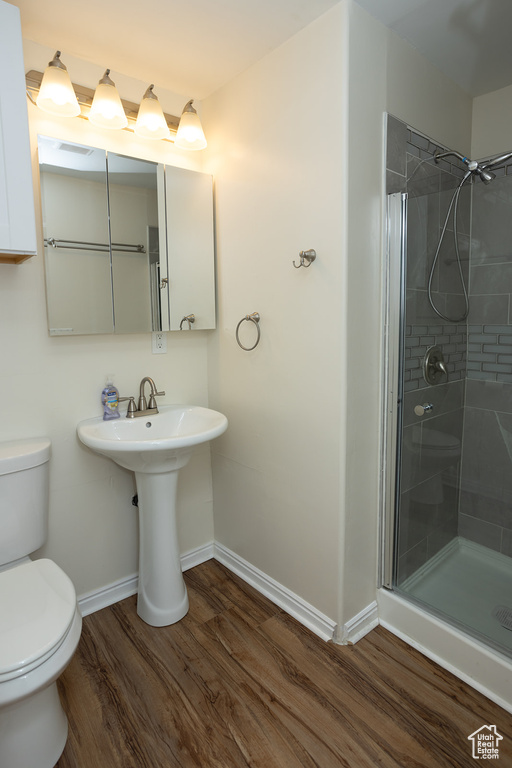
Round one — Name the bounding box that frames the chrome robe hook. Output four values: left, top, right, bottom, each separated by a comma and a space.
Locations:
293, 249, 316, 268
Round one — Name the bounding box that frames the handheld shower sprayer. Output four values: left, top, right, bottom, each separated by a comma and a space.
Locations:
480, 152, 512, 170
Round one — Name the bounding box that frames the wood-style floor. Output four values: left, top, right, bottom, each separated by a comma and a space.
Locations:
56, 560, 512, 767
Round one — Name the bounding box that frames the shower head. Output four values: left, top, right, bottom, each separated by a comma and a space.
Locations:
433, 149, 496, 184
476, 166, 496, 185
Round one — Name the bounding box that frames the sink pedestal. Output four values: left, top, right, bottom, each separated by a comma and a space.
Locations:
77, 404, 228, 628
135, 466, 189, 627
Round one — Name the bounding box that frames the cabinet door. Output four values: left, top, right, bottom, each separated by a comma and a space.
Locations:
165, 166, 216, 330
0, 0, 37, 262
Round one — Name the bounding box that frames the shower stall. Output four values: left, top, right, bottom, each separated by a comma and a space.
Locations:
382, 114, 512, 664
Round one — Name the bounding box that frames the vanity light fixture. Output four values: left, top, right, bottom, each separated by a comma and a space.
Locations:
88, 69, 128, 130
174, 100, 207, 150
26, 64, 207, 149
35, 51, 80, 117
134, 85, 171, 140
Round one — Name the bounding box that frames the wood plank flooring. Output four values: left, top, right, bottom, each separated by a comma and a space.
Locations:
56, 560, 512, 767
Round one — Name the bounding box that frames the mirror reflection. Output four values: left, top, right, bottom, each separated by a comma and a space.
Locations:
38, 136, 215, 335
39, 138, 114, 334
107, 152, 163, 334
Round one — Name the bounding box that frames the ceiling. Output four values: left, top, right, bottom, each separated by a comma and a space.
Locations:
12, 0, 339, 100
12, 0, 512, 101
355, 0, 512, 97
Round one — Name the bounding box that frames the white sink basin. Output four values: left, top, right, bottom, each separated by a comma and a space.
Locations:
77, 404, 228, 473
77, 403, 228, 628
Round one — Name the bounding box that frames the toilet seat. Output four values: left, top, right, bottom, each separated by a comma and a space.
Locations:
0, 559, 77, 683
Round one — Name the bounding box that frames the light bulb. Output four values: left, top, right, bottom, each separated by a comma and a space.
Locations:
135, 85, 170, 140
89, 70, 127, 130
36, 51, 80, 117
175, 100, 207, 150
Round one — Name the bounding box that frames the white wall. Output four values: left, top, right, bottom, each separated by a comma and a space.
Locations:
2, 39, 215, 598
201, 0, 475, 634
10, 5, 478, 631
203, 3, 347, 621
386, 27, 472, 154
339, 1, 386, 625
472, 84, 512, 159
338, 1, 473, 626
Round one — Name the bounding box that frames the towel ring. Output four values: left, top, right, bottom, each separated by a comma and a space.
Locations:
180, 313, 195, 330
236, 312, 261, 351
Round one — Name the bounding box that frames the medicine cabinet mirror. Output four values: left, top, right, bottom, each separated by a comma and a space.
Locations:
38, 135, 215, 335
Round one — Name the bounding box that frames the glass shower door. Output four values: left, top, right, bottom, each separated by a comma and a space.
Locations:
388, 170, 512, 658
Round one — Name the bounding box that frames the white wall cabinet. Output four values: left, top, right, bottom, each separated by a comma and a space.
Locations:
0, 0, 37, 263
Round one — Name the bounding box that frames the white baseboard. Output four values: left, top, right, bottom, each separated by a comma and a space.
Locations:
181, 541, 215, 571
78, 572, 138, 617
213, 542, 337, 642
77, 540, 339, 644
335, 600, 379, 645
77, 541, 215, 617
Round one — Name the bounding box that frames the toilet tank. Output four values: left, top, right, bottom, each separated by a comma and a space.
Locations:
0, 438, 51, 566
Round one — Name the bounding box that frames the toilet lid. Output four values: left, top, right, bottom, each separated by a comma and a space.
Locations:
0, 559, 77, 680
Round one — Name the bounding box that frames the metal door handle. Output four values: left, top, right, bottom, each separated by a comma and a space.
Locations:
414, 403, 434, 416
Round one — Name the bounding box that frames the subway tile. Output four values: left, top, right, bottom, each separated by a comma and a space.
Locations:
469, 333, 496, 344
482, 343, 512, 354
482, 363, 512, 373
470, 352, 497, 363
484, 325, 512, 334
467, 370, 495, 381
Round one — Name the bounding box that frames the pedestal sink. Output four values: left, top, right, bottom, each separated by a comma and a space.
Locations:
77, 405, 227, 626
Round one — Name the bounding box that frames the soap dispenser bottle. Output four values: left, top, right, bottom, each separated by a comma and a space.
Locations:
101, 375, 120, 420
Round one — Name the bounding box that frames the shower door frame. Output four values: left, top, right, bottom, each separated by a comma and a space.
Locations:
380, 191, 408, 589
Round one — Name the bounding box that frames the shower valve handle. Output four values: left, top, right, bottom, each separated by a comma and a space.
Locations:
414, 403, 434, 417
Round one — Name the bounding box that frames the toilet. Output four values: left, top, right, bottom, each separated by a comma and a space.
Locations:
0, 438, 82, 768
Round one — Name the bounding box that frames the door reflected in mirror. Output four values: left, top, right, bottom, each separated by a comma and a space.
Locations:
38, 136, 215, 335
107, 152, 165, 334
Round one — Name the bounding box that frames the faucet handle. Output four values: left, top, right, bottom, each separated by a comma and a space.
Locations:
119, 396, 137, 418
148, 390, 165, 409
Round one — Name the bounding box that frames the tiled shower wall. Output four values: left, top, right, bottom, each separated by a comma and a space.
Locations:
462, 171, 512, 557
386, 114, 468, 582
386, 114, 512, 579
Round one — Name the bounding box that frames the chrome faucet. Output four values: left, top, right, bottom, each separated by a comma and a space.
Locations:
119, 377, 165, 418
138, 377, 165, 415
